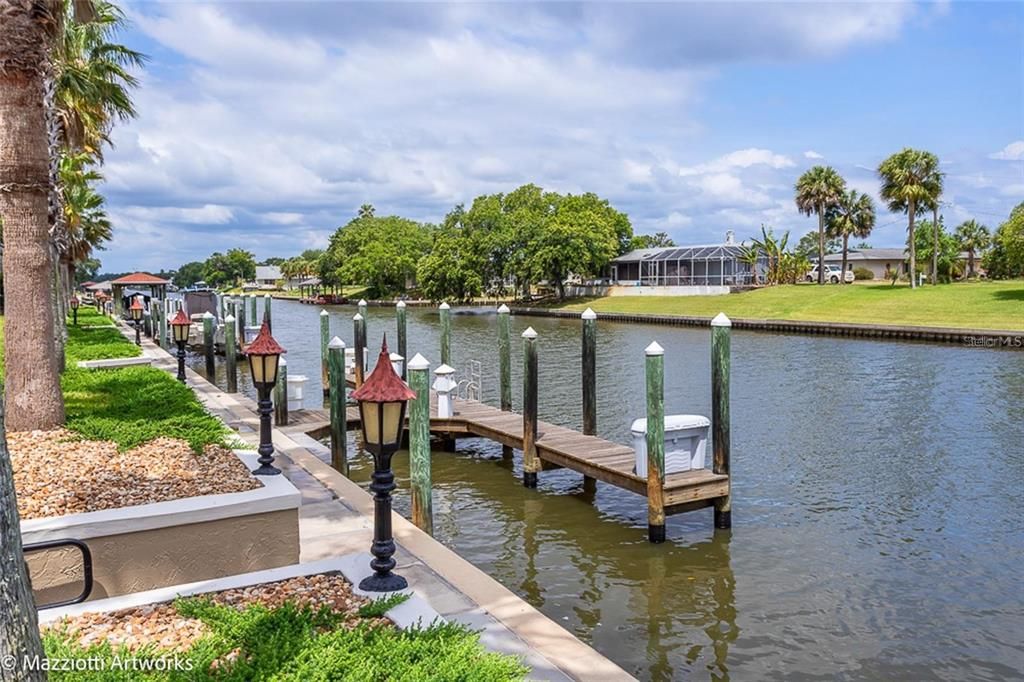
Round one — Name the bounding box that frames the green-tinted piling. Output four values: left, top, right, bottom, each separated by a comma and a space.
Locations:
353, 313, 366, 387
263, 294, 272, 333
497, 304, 513, 459
320, 309, 330, 395
224, 314, 238, 393
522, 327, 539, 488
396, 301, 408, 380
274, 357, 288, 426
357, 298, 367, 320
439, 302, 451, 366
202, 312, 215, 377
327, 336, 348, 475
249, 294, 257, 327
645, 341, 666, 543
408, 353, 433, 533
711, 313, 732, 530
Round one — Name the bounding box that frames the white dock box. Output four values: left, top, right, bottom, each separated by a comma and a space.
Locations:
286, 374, 309, 412
631, 415, 711, 478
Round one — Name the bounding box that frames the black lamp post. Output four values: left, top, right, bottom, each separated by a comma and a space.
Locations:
129, 297, 144, 345
170, 309, 192, 383
245, 322, 286, 476
69, 296, 79, 325
351, 335, 416, 592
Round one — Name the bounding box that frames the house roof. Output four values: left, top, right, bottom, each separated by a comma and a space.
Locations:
823, 248, 974, 263
111, 272, 169, 285
85, 280, 113, 291
255, 265, 282, 281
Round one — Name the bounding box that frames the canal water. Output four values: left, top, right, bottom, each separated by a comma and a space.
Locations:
192, 299, 1024, 681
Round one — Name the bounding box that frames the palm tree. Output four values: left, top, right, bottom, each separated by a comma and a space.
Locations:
739, 244, 761, 285
1, 0, 67, 431
878, 148, 942, 289
60, 152, 112, 289
828, 189, 876, 284
921, 180, 945, 285
795, 166, 847, 284
954, 219, 990, 279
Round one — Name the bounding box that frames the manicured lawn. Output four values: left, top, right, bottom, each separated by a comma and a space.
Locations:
557, 281, 1024, 330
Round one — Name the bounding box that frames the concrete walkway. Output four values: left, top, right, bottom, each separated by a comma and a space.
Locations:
127, 328, 633, 681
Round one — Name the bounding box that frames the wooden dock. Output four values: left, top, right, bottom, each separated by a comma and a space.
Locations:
287, 395, 730, 518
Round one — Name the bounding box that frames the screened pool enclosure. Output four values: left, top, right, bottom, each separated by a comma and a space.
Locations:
609, 243, 765, 287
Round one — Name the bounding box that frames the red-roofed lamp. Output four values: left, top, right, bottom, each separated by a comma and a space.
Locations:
245, 322, 287, 476
129, 297, 144, 346
350, 335, 416, 592
69, 296, 79, 326
170, 309, 192, 383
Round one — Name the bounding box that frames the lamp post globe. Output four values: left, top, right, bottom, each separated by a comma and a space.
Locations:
170, 309, 192, 383
351, 335, 416, 592
129, 297, 144, 345
245, 322, 286, 476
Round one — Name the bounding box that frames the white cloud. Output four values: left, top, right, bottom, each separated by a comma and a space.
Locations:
804, 150, 825, 160
678, 148, 795, 177
990, 141, 1024, 161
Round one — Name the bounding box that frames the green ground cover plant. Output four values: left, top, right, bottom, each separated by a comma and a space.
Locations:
557, 280, 1024, 330
42, 598, 527, 681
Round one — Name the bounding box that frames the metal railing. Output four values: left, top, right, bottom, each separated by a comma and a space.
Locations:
23, 539, 94, 609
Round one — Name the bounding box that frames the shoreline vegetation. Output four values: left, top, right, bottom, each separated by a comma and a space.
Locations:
550, 281, 1024, 331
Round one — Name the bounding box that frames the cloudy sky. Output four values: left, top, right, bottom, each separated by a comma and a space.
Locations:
100, 1, 1023, 273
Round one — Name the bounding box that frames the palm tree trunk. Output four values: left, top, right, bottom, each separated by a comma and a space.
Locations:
968, 250, 975, 279
841, 234, 850, 285
817, 208, 825, 285
908, 199, 917, 289
931, 206, 939, 285
1, 400, 46, 680
0, 19, 67, 430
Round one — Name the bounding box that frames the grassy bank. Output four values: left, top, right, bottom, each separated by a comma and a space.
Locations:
1, 314, 232, 451
557, 281, 1024, 331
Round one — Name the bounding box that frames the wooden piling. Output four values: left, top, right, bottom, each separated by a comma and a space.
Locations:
224, 314, 238, 393
320, 309, 330, 395
439, 302, 451, 366
144, 310, 152, 337
274, 357, 288, 426
522, 327, 539, 488
249, 294, 257, 327
327, 336, 348, 475
202, 312, 215, 377
263, 294, 272, 333
231, 300, 241, 350
581, 307, 598, 493
158, 299, 168, 347
357, 298, 367, 320
645, 341, 666, 543
353, 313, 366, 387
396, 301, 408, 380
711, 313, 732, 530
408, 353, 433, 534
238, 295, 247, 340
497, 304, 512, 459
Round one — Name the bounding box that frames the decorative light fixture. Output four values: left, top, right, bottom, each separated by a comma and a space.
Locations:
351, 335, 416, 592
170, 309, 192, 383
245, 322, 286, 476
69, 296, 80, 326
129, 297, 144, 345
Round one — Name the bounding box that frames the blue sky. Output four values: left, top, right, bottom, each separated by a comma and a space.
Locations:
100, 1, 1023, 272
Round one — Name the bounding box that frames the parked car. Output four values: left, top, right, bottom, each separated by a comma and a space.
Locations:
805, 264, 854, 284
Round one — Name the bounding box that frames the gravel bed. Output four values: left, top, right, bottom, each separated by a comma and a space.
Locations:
47, 574, 380, 653
10, 429, 261, 520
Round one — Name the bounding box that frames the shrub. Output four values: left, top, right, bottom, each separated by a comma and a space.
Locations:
853, 267, 874, 281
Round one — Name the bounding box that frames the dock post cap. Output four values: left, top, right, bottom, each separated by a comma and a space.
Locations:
264, 293, 271, 299
711, 312, 732, 327
225, 314, 235, 323
522, 327, 538, 339
358, 299, 367, 306
279, 356, 287, 366
497, 303, 510, 314
434, 363, 456, 375
581, 307, 597, 320
396, 300, 406, 308
202, 311, 214, 319
407, 353, 430, 370
389, 352, 404, 362
327, 336, 346, 349
353, 313, 364, 321
645, 341, 665, 356
320, 309, 329, 316
439, 302, 450, 310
